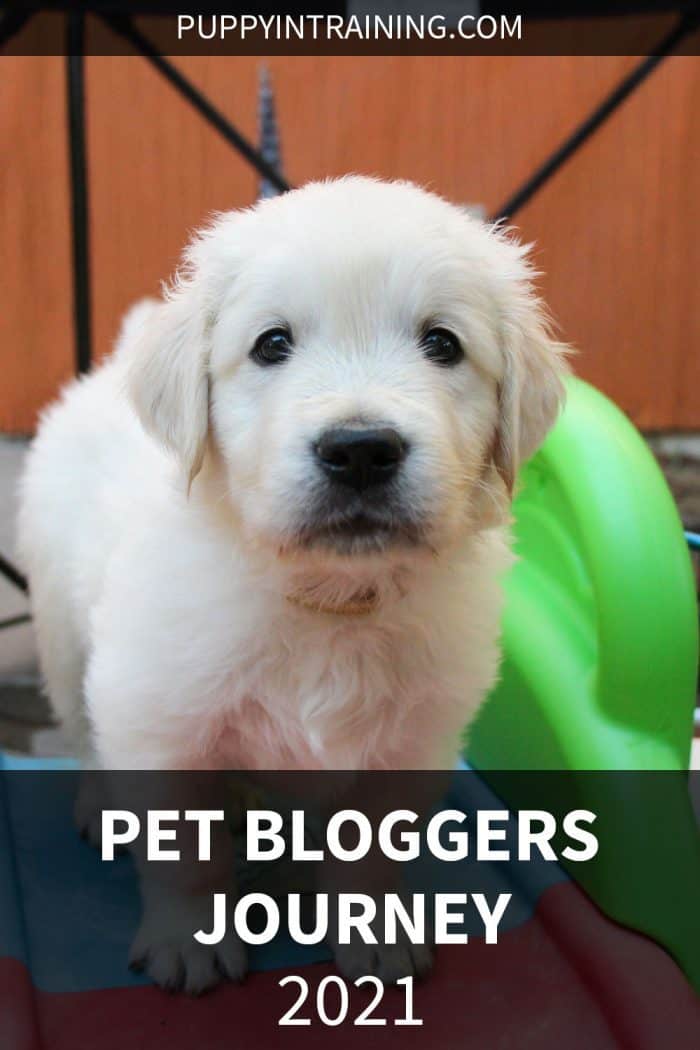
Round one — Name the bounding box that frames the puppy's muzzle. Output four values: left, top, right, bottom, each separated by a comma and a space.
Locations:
315, 426, 407, 492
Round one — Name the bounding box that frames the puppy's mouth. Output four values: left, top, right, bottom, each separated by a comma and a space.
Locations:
294, 509, 426, 556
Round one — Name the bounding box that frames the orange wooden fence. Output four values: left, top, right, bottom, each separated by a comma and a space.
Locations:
2, 55, 699, 433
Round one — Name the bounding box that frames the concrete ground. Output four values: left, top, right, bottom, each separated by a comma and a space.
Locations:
1, 433, 698, 765
0, 437, 52, 753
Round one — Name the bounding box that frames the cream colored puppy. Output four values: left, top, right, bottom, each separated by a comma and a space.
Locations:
18, 176, 567, 989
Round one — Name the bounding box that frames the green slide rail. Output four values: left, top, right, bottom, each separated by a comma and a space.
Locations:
465, 376, 700, 989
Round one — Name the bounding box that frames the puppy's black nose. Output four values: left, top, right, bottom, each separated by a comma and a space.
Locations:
315, 427, 406, 491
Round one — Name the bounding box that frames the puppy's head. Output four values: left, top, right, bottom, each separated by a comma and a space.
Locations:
129, 177, 567, 563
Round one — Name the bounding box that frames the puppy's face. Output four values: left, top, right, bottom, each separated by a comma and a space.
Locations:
129, 178, 567, 562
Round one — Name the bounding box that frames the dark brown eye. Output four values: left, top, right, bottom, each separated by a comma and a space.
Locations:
251, 327, 293, 366
420, 327, 464, 367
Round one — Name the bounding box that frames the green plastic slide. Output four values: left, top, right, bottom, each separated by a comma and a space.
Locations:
465, 376, 700, 989
468, 375, 697, 772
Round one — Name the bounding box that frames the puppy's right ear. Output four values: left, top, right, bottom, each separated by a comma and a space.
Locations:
126, 276, 210, 488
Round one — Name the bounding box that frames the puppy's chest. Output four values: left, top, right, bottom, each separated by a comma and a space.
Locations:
209, 626, 433, 770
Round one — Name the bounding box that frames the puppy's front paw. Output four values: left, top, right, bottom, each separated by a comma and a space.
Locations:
324, 883, 434, 984
333, 938, 433, 984
129, 890, 247, 995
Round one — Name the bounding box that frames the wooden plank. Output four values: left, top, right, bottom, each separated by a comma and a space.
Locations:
0, 57, 73, 434
517, 56, 700, 431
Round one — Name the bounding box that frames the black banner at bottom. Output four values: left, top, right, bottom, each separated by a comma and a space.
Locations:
0, 769, 698, 1048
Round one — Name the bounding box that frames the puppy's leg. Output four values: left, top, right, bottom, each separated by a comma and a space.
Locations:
320, 773, 447, 983
30, 596, 110, 846
29, 607, 113, 846
74, 763, 112, 847
29, 582, 91, 754
107, 770, 247, 995
79, 595, 250, 991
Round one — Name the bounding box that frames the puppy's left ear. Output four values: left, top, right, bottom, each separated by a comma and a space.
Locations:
494, 307, 569, 497
126, 274, 211, 489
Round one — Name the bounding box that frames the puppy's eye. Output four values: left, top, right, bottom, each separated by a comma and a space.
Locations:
250, 327, 293, 366
420, 327, 464, 367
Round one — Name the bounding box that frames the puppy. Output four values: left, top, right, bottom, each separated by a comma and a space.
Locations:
18, 176, 567, 989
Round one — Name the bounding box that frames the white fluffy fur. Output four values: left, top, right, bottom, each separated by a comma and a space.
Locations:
18, 176, 567, 774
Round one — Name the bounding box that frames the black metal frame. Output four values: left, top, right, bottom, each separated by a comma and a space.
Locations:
491, 9, 700, 222
1, 9, 699, 616
0, 554, 28, 595
67, 11, 92, 374
104, 16, 291, 194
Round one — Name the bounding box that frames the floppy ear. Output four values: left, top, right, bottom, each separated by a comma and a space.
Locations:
494, 310, 569, 497
127, 275, 211, 489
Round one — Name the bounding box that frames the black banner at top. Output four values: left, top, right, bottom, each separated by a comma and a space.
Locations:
2, 2, 700, 56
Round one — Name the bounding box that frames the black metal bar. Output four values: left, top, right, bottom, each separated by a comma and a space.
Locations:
491, 10, 700, 223
102, 15, 291, 194
0, 613, 31, 631
0, 9, 33, 50
0, 554, 29, 595
66, 10, 93, 374
0, 10, 88, 607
